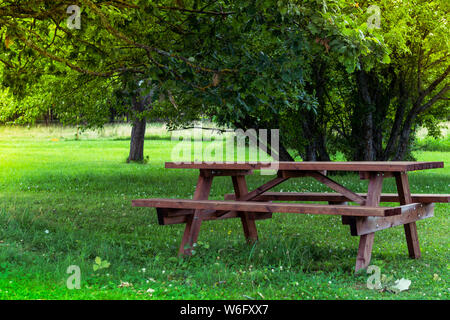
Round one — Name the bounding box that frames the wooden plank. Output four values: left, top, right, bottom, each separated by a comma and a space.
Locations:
232, 175, 258, 242
132, 198, 402, 217
355, 233, 374, 272
396, 172, 413, 204
359, 171, 395, 180
200, 169, 253, 177
308, 172, 366, 205
165, 161, 444, 172
395, 172, 421, 259
225, 192, 450, 203
157, 209, 272, 225
279, 170, 313, 178
239, 175, 288, 202
211, 175, 288, 219
178, 173, 213, 255
366, 172, 384, 206
356, 203, 434, 235
342, 216, 357, 236
355, 172, 383, 273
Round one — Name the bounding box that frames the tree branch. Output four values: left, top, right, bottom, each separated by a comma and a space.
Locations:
157, 6, 235, 16
415, 65, 450, 107
417, 84, 450, 113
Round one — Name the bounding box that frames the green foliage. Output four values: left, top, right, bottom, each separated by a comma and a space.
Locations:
93, 257, 111, 271
297, 0, 449, 161
0, 1, 447, 161
414, 136, 450, 152
0, 1, 387, 132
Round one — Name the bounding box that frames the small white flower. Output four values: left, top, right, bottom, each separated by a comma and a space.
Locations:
147, 288, 155, 293
44, 230, 49, 234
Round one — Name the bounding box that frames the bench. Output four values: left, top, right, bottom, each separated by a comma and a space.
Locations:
133, 198, 428, 229
224, 192, 450, 203
132, 161, 447, 273
223, 191, 447, 236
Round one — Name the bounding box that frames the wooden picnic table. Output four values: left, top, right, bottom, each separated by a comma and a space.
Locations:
133, 161, 448, 272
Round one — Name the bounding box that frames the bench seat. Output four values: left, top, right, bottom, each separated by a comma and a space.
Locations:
132, 198, 422, 218
224, 192, 450, 203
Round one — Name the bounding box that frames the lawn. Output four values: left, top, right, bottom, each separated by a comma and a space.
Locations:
0, 125, 448, 300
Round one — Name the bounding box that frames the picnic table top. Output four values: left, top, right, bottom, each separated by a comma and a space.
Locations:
165, 161, 444, 172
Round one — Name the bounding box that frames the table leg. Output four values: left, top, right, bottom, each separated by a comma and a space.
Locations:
232, 175, 258, 243
178, 170, 213, 255
355, 172, 383, 272
395, 172, 421, 259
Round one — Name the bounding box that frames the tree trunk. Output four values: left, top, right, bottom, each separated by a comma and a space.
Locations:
393, 114, 415, 160
277, 142, 295, 161
128, 117, 146, 162
127, 96, 147, 162
383, 98, 407, 160
299, 59, 331, 162
352, 70, 376, 161
300, 110, 331, 161
316, 134, 331, 161
264, 126, 294, 161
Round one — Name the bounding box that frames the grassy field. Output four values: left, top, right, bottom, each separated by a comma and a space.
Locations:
0, 124, 448, 300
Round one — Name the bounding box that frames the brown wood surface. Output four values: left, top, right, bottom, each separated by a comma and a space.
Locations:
178, 173, 213, 255
359, 171, 395, 179
355, 172, 383, 273
237, 175, 289, 202
156, 207, 272, 225
132, 198, 404, 217
355, 233, 375, 272
227, 192, 449, 203
152, 204, 430, 228
212, 175, 288, 219
135, 160, 445, 273
308, 172, 366, 205
165, 161, 444, 172
395, 172, 421, 259
200, 169, 253, 177
355, 203, 434, 235
232, 175, 258, 242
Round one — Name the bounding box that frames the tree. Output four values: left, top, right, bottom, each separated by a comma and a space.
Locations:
165, 0, 390, 161
6, 0, 428, 164
0, 0, 243, 161
327, 0, 449, 160
261, 0, 449, 161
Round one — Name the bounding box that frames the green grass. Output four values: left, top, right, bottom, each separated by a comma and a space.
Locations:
0, 125, 448, 300
414, 122, 450, 152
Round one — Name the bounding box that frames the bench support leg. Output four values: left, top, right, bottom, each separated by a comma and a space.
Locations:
232, 175, 258, 243
395, 172, 421, 259
178, 172, 213, 255
355, 173, 383, 273
331, 202, 358, 237
355, 232, 375, 272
